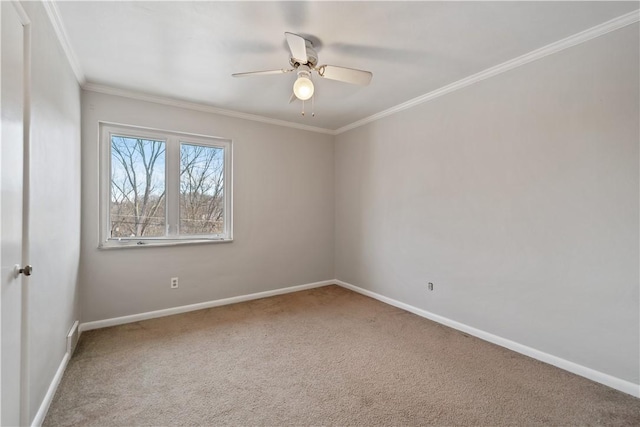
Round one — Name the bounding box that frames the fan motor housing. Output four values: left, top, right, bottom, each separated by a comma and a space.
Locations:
290, 40, 318, 68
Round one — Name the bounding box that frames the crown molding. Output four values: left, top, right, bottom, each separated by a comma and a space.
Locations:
335, 9, 640, 135
41, 0, 85, 85
82, 83, 336, 135
43, 1, 637, 136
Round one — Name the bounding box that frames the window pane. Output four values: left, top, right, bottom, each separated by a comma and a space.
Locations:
110, 136, 166, 237
180, 143, 224, 235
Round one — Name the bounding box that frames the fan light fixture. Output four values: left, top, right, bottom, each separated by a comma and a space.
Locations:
293, 69, 314, 100
232, 32, 373, 111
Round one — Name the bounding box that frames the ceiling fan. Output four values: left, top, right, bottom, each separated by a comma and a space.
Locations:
232, 32, 373, 104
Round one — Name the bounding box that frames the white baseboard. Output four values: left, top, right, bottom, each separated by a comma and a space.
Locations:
334, 280, 640, 398
79, 279, 334, 332
53, 276, 637, 427
31, 351, 70, 427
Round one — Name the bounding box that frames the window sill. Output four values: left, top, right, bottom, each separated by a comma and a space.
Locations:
98, 238, 233, 250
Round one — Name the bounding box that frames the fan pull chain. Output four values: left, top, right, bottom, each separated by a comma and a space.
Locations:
300, 97, 315, 117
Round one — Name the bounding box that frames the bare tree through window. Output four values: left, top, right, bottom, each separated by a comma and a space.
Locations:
110, 136, 166, 237
180, 143, 225, 234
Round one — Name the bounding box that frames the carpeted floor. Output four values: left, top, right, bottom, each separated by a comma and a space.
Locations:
44, 285, 640, 426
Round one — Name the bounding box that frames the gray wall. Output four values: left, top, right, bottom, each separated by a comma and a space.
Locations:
80, 91, 335, 322
335, 24, 639, 385
21, 1, 82, 423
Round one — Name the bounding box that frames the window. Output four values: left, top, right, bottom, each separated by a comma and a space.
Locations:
99, 123, 232, 248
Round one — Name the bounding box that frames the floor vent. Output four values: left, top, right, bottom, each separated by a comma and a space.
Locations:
66, 320, 80, 356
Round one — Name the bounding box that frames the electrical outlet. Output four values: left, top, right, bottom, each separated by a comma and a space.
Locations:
171, 277, 179, 289
428, 282, 434, 291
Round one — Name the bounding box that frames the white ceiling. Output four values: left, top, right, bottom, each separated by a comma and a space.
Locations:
55, 1, 638, 131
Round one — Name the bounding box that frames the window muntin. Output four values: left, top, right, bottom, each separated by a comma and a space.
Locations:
99, 123, 232, 248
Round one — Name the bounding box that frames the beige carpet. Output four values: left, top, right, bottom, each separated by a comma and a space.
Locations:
44, 285, 640, 426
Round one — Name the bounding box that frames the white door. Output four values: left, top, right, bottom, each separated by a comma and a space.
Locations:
1, 1, 27, 425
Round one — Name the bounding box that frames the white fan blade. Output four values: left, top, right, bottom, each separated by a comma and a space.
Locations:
317, 65, 372, 86
232, 68, 293, 77
288, 92, 297, 104
285, 32, 308, 63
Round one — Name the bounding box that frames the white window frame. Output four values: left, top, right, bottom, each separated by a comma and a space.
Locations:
98, 122, 233, 248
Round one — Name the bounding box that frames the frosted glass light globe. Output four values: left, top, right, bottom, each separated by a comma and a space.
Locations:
293, 76, 314, 100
